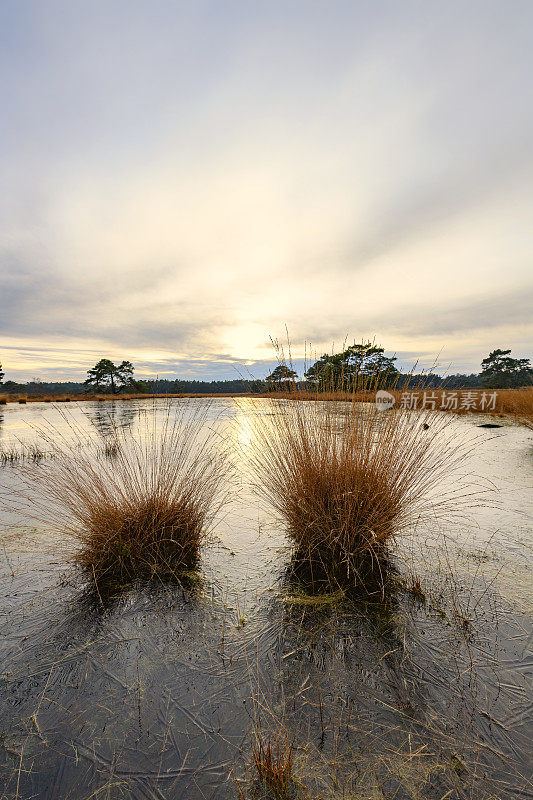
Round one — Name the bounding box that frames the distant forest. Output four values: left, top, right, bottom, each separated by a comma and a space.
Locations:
3, 343, 530, 394
1, 373, 484, 395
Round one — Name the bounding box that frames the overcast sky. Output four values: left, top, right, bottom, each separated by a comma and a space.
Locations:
1, 0, 532, 381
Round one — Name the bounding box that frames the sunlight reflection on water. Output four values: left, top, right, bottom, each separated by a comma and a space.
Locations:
0, 398, 531, 800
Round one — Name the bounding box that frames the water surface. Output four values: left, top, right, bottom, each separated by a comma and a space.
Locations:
0, 399, 531, 799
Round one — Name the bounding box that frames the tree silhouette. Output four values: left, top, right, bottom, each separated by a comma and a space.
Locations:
480, 349, 532, 388
305, 342, 398, 390
84, 359, 135, 393
265, 365, 297, 390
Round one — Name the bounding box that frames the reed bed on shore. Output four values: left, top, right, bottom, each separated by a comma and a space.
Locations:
0, 392, 255, 403
0, 387, 531, 431
5, 402, 232, 581
246, 395, 479, 589
501, 387, 533, 428
267, 386, 533, 426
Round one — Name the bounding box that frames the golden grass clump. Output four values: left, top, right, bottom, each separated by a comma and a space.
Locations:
10, 402, 231, 580
500, 387, 533, 428
246, 395, 476, 587
251, 731, 295, 799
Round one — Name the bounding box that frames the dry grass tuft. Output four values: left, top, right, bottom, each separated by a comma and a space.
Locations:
8, 402, 231, 580
251, 730, 296, 799
245, 395, 479, 589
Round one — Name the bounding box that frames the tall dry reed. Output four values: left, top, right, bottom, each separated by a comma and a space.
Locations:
250, 730, 296, 799
8, 402, 231, 580
501, 387, 533, 428
245, 395, 479, 588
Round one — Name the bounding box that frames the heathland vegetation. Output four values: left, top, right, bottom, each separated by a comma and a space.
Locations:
2, 346, 532, 430
246, 391, 472, 592
13, 403, 231, 583
1, 353, 494, 593
1, 346, 531, 397
1, 349, 531, 800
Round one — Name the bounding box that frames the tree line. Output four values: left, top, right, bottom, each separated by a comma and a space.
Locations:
261, 345, 532, 390
0, 347, 531, 395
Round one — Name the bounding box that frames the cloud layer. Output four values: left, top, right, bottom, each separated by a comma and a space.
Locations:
1, 0, 532, 380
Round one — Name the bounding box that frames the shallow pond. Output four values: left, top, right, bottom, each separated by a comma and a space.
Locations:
0, 399, 531, 800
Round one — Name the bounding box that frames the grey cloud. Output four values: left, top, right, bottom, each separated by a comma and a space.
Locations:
0, 254, 226, 351
1, 1, 532, 380
381, 287, 533, 338
298, 136, 533, 280
298, 287, 533, 354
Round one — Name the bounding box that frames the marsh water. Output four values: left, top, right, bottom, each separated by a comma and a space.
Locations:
0, 399, 531, 800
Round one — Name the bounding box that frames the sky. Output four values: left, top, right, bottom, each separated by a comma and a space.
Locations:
1, 0, 532, 382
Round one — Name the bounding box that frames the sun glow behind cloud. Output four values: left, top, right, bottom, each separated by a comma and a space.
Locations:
1, 1, 532, 381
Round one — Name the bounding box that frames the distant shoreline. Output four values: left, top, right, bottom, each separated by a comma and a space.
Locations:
0, 392, 255, 403
1, 388, 532, 428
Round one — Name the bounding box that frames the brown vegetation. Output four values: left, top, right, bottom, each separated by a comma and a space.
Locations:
0, 444, 48, 465
246, 395, 478, 590
8, 402, 231, 581
251, 730, 296, 799
267, 386, 533, 428
1, 388, 531, 429
0, 392, 256, 403
500, 387, 533, 428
